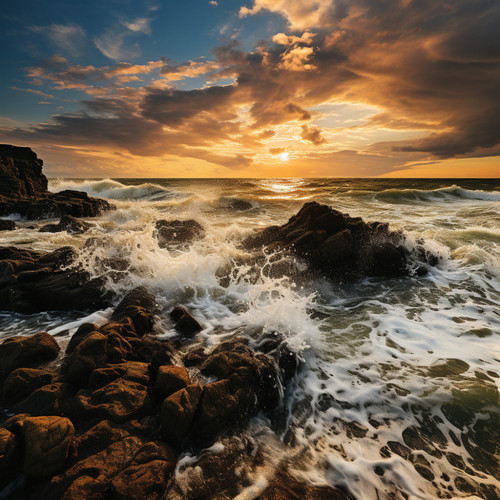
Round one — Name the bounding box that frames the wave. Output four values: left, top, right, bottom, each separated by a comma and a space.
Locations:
373, 185, 500, 204
48, 178, 179, 202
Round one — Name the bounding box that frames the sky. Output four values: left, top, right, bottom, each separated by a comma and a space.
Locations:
0, 0, 499, 178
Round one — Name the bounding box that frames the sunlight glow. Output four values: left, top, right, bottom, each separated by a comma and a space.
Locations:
279, 151, 290, 162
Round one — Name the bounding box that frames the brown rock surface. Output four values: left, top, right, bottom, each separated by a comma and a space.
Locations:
2, 367, 56, 404
22, 416, 74, 477
154, 365, 190, 399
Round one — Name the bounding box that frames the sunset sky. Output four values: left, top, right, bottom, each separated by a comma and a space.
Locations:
0, 0, 499, 178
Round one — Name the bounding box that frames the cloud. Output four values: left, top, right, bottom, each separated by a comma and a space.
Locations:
209, 1, 218, 6
301, 124, 326, 145
122, 17, 153, 35
30, 23, 86, 56
11, 87, 54, 99
5, 0, 500, 175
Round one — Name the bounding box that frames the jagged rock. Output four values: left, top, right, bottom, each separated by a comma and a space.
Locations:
48, 436, 145, 499
154, 365, 190, 399
161, 384, 203, 447
111, 287, 156, 336
110, 442, 177, 500
170, 305, 203, 336
243, 201, 421, 278
0, 246, 112, 313
0, 427, 21, 486
0, 145, 111, 219
0, 332, 60, 382
155, 219, 205, 247
0, 220, 15, 231
39, 215, 91, 234
72, 420, 132, 462
75, 378, 150, 423
22, 416, 74, 477
2, 367, 56, 405
88, 361, 150, 389
12, 382, 73, 417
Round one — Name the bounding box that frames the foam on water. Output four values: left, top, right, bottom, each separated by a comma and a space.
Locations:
2, 178, 499, 499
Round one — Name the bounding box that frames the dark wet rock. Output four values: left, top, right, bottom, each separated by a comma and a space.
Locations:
2, 367, 56, 405
161, 384, 203, 447
12, 382, 75, 417
0, 332, 60, 383
39, 215, 91, 234
154, 365, 190, 399
170, 305, 203, 336
183, 345, 206, 367
243, 201, 433, 278
127, 336, 176, 368
227, 198, 253, 211
71, 420, 131, 463
88, 361, 150, 390
75, 378, 150, 423
0, 246, 112, 313
22, 416, 74, 477
110, 286, 156, 336
110, 441, 177, 500
0, 427, 21, 487
0, 145, 111, 219
155, 219, 205, 247
259, 471, 349, 499
47, 436, 145, 499
0, 219, 16, 231
66, 323, 99, 354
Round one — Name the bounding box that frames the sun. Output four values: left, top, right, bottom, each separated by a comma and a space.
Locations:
279, 151, 290, 162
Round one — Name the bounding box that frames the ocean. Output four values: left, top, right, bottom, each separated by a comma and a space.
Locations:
1, 178, 499, 499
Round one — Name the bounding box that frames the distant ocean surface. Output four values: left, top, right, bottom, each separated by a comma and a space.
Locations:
1, 178, 499, 499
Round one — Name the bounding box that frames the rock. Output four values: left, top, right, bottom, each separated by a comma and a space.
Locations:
259, 471, 348, 500
12, 382, 72, 417
0, 145, 112, 219
66, 323, 99, 354
88, 361, 150, 389
48, 436, 144, 499
155, 219, 205, 247
242, 201, 431, 278
62, 332, 109, 386
75, 378, 149, 423
127, 336, 176, 368
2, 367, 55, 405
160, 384, 203, 447
72, 420, 131, 462
22, 416, 74, 477
110, 442, 177, 500
0, 428, 21, 486
227, 198, 253, 211
154, 365, 190, 399
170, 305, 203, 336
0, 332, 60, 382
0, 246, 112, 313
39, 215, 91, 234
110, 287, 156, 336
0, 219, 15, 231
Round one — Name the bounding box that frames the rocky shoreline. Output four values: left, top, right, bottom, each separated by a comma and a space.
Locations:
0, 145, 445, 499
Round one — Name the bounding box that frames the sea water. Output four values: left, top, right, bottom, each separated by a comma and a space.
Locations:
0, 178, 499, 499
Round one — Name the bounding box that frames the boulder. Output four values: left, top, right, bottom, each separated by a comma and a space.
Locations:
12, 382, 72, 417
242, 201, 431, 278
2, 367, 56, 404
75, 378, 149, 423
0, 246, 112, 313
155, 219, 205, 247
170, 305, 203, 336
48, 436, 145, 499
110, 442, 177, 500
110, 287, 156, 336
0, 332, 60, 382
160, 384, 203, 447
22, 416, 74, 477
39, 215, 91, 234
88, 362, 150, 390
154, 365, 190, 399
0, 427, 21, 486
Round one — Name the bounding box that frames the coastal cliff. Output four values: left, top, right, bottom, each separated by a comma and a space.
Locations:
0, 145, 111, 219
